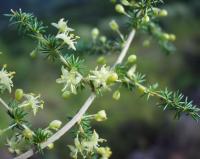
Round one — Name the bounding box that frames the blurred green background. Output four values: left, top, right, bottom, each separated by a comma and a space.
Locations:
0, 0, 200, 159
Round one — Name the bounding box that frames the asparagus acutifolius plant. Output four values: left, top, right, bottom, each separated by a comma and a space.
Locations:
0, 0, 199, 159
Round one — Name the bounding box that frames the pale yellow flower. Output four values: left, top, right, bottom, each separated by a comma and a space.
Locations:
88, 65, 117, 91
82, 130, 105, 152
95, 110, 107, 122
19, 93, 44, 116
0, 65, 15, 93
52, 18, 74, 33
97, 147, 112, 159
56, 66, 82, 94
56, 33, 78, 50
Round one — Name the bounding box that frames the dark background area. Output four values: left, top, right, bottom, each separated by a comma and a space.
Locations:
0, 0, 200, 159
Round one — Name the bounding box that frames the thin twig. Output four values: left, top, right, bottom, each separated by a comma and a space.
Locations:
114, 29, 136, 66
14, 28, 136, 159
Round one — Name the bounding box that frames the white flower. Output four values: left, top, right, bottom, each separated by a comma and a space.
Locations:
56, 66, 82, 94
82, 130, 105, 152
53, 19, 79, 51
88, 65, 116, 91
19, 93, 44, 116
6, 137, 21, 154
0, 65, 15, 93
52, 18, 74, 33
68, 145, 78, 159
56, 32, 79, 50
68, 131, 106, 158
127, 65, 136, 78
68, 136, 84, 159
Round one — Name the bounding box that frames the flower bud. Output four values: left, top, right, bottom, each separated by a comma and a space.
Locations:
169, 34, 176, 41
15, 89, 24, 101
142, 15, 150, 23
95, 110, 107, 122
113, 90, 120, 100
110, 0, 116, 3
106, 73, 118, 84
97, 147, 112, 158
115, 4, 125, 14
100, 36, 107, 43
153, 8, 160, 16
23, 128, 33, 139
97, 56, 106, 65
159, 9, 168, 17
162, 33, 170, 40
109, 20, 119, 31
121, 0, 130, 6
143, 40, 150, 47
47, 143, 54, 150
62, 91, 71, 99
138, 85, 146, 94
127, 54, 137, 64
91, 28, 99, 40
49, 120, 62, 130
30, 49, 37, 59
